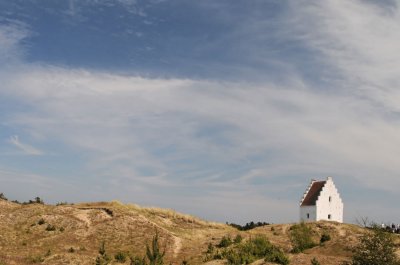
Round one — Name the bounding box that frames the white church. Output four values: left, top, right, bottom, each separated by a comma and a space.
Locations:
299, 176, 343, 223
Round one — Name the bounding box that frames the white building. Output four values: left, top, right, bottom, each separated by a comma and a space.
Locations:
299, 176, 343, 223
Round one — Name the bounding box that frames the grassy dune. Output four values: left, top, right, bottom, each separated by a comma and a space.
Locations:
0, 199, 398, 265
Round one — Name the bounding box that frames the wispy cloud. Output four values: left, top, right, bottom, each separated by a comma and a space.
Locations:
0, 21, 29, 63
9, 135, 43, 156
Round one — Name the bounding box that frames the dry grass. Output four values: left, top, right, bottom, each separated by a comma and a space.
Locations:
0, 199, 398, 265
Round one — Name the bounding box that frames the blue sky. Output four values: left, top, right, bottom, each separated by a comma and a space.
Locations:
1, 0, 400, 224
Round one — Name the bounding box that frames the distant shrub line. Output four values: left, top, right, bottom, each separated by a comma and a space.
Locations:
227, 221, 270, 231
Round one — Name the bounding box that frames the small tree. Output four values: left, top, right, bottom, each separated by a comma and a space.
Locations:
350, 227, 400, 265
35, 197, 44, 204
146, 233, 165, 265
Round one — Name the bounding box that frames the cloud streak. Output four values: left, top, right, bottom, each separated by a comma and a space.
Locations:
9, 135, 43, 156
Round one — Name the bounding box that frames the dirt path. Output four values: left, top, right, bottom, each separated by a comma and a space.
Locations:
172, 236, 182, 258
74, 210, 91, 228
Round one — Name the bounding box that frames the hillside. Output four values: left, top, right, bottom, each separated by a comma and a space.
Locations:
0, 199, 398, 265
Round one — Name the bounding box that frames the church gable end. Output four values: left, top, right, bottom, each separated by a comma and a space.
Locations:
299, 177, 343, 223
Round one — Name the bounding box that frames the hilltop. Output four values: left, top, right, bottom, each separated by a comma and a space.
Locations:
0, 199, 398, 264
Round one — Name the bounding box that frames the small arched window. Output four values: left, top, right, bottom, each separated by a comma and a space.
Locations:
329, 196, 331, 202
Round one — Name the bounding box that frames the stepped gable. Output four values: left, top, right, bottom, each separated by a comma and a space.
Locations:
301, 180, 326, 206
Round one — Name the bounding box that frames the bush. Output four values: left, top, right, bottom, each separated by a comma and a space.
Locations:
146, 232, 165, 265
115, 252, 127, 263
349, 227, 400, 265
206, 242, 214, 254
38, 218, 45, 225
223, 235, 289, 265
217, 236, 232, 248
233, 234, 243, 244
265, 251, 290, 265
35, 197, 44, 204
95, 242, 111, 265
290, 222, 317, 253
68, 247, 75, 253
320, 233, 331, 244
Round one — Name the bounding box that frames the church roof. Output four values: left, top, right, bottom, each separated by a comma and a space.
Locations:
301, 181, 326, 206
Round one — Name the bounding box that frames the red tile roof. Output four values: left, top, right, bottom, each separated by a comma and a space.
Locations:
301, 181, 326, 206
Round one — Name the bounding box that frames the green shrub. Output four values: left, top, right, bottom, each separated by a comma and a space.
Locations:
320, 233, 331, 244
115, 252, 127, 263
146, 233, 165, 265
223, 235, 289, 265
213, 250, 223, 260
234, 234, 243, 244
350, 227, 400, 265
206, 242, 214, 254
217, 236, 232, 248
290, 222, 317, 253
265, 250, 290, 265
95, 242, 111, 265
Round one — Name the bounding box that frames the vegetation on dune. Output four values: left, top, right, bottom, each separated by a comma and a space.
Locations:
145, 232, 166, 265
95, 242, 111, 265
320, 233, 331, 244
228, 221, 270, 231
342, 226, 400, 265
206, 234, 289, 265
1, 192, 400, 265
289, 222, 317, 253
